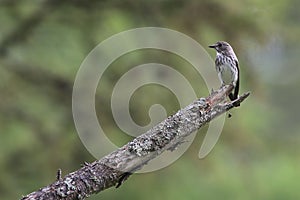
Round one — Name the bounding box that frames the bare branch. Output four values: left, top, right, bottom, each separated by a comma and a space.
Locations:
21, 85, 250, 200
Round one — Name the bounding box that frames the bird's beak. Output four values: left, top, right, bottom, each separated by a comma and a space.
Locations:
208, 44, 217, 48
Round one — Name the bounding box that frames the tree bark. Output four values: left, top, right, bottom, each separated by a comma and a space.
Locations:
21, 85, 250, 200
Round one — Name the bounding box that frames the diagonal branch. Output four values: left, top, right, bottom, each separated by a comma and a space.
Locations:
21, 85, 250, 200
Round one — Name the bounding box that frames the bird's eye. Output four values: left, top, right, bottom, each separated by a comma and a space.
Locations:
218, 43, 222, 47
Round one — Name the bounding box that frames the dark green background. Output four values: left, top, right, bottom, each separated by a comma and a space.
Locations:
0, 0, 299, 199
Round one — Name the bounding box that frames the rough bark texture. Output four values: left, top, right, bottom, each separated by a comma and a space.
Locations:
21, 85, 250, 200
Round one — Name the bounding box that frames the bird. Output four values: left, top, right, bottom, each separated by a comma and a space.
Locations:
209, 41, 240, 106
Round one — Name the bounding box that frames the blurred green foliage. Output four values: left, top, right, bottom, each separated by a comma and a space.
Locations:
0, 0, 300, 199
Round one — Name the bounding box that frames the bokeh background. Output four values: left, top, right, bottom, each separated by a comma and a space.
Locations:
1, 0, 300, 199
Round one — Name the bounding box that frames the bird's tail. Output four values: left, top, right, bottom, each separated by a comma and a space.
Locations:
229, 80, 240, 107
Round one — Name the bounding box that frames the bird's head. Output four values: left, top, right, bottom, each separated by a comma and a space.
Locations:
209, 41, 233, 54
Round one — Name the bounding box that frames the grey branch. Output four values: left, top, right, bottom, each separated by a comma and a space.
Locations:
21, 85, 250, 200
